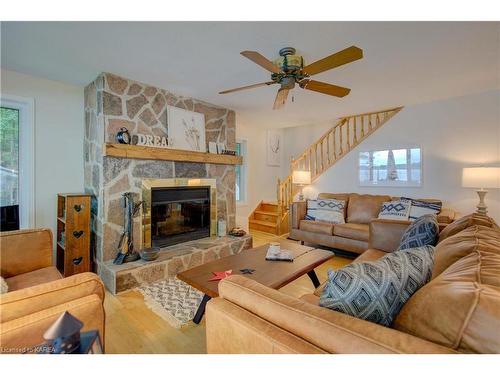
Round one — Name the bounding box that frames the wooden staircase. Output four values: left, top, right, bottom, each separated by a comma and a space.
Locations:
248, 201, 283, 235
249, 106, 404, 236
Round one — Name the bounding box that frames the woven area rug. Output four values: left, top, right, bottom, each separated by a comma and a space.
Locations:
136, 278, 204, 329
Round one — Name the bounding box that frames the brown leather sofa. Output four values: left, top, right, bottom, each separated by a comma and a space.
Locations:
206, 213, 500, 353
289, 193, 456, 254
0, 228, 105, 352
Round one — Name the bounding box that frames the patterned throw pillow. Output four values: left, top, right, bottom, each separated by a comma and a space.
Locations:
402, 197, 442, 221
398, 214, 439, 250
319, 245, 435, 326
377, 200, 411, 221
305, 198, 345, 224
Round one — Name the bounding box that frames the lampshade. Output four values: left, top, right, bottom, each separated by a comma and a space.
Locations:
292, 170, 311, 185
462, 167, 500, 189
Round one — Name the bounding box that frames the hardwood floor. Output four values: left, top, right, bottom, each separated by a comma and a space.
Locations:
103, 231, 352, 354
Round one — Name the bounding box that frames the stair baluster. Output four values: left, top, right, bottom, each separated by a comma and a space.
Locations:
326, 133, 331, 165
346, 118, 351, 150
353, 116, 357, 145
339, 121, 344, 155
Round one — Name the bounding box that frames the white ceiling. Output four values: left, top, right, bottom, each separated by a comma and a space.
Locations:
1, 22, 499, 128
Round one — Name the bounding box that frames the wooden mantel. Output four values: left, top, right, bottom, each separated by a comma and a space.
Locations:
103, 143, 243, 165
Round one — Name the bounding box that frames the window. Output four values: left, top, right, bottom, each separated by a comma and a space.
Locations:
0, 107, 19, 207
359, 147, 422, 187
235, 140, 247, 203
0, 96, 34, 229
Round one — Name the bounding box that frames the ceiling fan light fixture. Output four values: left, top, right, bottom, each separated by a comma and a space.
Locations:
274, 54, 304, 72
280, 76, 295, 90
274, 46, 304, 72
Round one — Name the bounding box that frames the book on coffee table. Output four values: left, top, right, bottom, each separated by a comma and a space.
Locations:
265, 248, 294, 262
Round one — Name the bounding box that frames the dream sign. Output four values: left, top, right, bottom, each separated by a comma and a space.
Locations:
134, 134, 169, 148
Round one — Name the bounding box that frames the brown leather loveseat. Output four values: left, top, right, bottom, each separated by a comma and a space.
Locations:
206, 213, 500, 353
289, 193, 456, 254
0, 228, 105, 352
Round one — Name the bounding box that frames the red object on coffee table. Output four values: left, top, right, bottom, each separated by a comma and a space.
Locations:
208, 270, 232, 281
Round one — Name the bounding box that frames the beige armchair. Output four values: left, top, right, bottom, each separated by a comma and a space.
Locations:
0, 228, 105, 352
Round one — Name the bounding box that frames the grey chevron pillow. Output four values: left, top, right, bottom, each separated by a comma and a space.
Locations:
319, 245, 435, 327
398, 214, 439, 250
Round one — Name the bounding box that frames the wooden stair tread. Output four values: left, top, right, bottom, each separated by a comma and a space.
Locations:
254, 210, 278, 216
249, 219, 277, 227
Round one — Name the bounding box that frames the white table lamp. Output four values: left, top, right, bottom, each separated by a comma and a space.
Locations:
462, 167, 500, 214
292, 170, 311, 201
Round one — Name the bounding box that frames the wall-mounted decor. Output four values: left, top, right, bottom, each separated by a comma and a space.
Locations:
167, 105, 206, 152
135, 134, 169, 148
358, 147, 422, 187
266, 130, 282, 166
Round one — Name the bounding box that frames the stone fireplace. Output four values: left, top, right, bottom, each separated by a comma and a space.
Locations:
83, 73, 245, 292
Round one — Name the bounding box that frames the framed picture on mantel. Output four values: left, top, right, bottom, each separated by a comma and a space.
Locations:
167, 105, 206, 152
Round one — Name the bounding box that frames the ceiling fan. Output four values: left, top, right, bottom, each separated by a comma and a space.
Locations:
219, 46, 363, 110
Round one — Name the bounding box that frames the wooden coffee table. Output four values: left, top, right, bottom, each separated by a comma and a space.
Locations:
177, 240, 334, 324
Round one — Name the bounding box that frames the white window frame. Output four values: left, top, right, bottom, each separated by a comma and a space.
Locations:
1, 95, 35, 228
358, 145, 423, 188
235, 138, 248, 206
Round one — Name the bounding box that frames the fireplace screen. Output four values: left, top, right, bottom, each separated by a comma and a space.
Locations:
150, 186, 210, 247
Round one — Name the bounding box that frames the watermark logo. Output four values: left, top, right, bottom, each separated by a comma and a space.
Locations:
1, 345, 56, 354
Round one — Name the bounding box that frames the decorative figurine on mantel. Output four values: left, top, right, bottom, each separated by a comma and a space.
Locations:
115, 127, 131, 144
113, 192, 144, 265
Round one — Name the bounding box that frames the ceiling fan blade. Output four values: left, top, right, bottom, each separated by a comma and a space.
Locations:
300, 80, 351, 97
241, 50, 281, 74
219, 81, 275, 94
302, 46, 363, 76
273, 88, 289, 110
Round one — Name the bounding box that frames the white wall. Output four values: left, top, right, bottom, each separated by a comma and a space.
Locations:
282, 90, 500, 222
235, 119, 283, 229
1, 69, 84, 247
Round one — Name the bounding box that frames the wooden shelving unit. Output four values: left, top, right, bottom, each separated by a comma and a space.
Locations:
103, 143, 243, 165
56, 193, 93, 277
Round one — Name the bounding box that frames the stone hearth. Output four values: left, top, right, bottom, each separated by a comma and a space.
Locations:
100, 234, 252, 294
83, 73, 238, 289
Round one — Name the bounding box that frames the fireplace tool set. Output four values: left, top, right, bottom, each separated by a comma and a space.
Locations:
113, 192, 144, 265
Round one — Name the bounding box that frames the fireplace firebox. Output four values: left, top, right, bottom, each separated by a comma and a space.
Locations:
142, 178, 217, 249
151, 186, 210, 247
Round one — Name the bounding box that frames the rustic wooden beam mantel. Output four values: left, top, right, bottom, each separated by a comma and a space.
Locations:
103, 143, 243, 165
